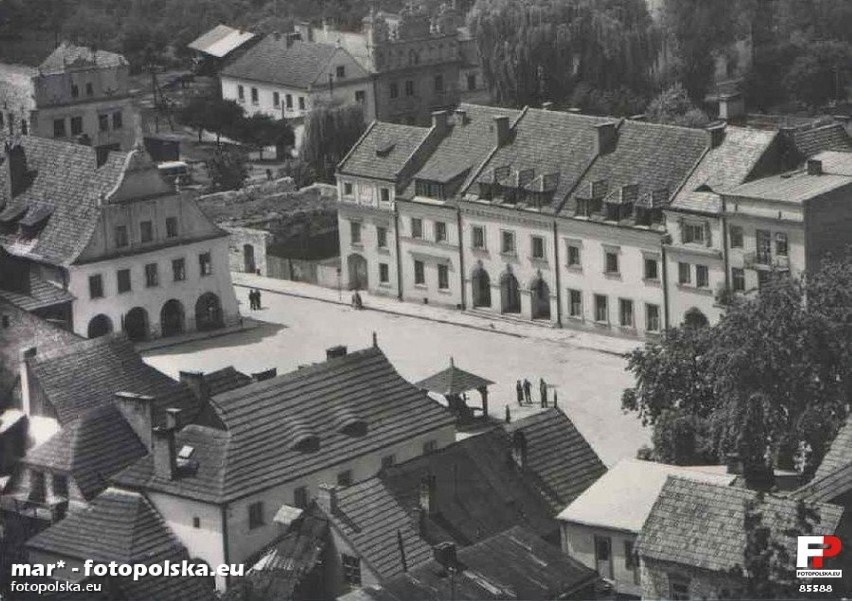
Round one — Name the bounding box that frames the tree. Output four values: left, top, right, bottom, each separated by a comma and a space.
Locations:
61, 5, 114, 50
178, 96, 211, 142
783, 41, 850, 109
233, 114, 295, 160
301, 102, 366, 182
201, 99, 245, 146
645, 83, 710, 127
205, 148, 249, 191
737, 394, 774, 491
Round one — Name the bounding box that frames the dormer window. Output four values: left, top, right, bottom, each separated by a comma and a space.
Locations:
415, 180, 445, 200
0, 205, 28, 233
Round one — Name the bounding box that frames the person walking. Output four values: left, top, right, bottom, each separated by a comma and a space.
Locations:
248, 289, 256, 310
256, 289, 262, 310
540, 378, 548, 408
516, 380, 524, 406
522, 379, 532, 404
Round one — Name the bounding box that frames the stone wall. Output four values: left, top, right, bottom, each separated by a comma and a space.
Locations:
221, 226, 273, 275
640, 557, 744, 600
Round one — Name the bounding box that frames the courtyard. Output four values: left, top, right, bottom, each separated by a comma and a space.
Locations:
142, 283, 649, 466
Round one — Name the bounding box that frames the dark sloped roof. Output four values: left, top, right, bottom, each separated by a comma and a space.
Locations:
635, 477, 843, 573
791, 461, 852, 504
380, 428, 557, 546
28, 334, 201, 425
338, 121, 430, 181
119, 568, 215, 601
115, 346, 455, 503
39, 42, 127, 74
204, 365, 252, 396
27, 488, 184, 563
344, 526, 598, 601
414, 358, 493, 395
322, 478, 433, 579
814, 415, 852, 481
502, 409, 606, 512
789, 123, 852, 159
22, 404, 147, 500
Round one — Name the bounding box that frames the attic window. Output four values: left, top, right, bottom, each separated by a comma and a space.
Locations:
290, 433, 320, 453
376, 142, 396, 157
339, 420, 368, 437
178, 445, 195, 460
19, 206, 53, 238
0, 205, 28, 232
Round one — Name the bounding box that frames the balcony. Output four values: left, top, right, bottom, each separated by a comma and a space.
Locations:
743, 252, 789, 271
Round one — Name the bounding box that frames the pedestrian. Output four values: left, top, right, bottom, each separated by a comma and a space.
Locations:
505, 405, 511, 424
248, 289, 256, 310
256, 289, 262, 310
354, 291, 363, 310
523, 379, 532, 403
516, 380, 524, 406
540, 378, 548, 408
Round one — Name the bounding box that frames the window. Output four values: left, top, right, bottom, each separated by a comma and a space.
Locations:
336, 65, 346, 78
732, 267, 745, 292
472, 226, 485, 249
381, 454, 395, 468
644, 257, 659, 280
173, 258, 186, 282
298, 97, 306, 110
238, 85, 245, 102
70, 116, 83, 135
411, 218, 423, 239
379, 262, 389, 284
604, 251, 619, 275
85, 82, 93, 96
380, 187, 390, 202
285, 94, 293, 108
775, 232, 788, 256
423, 440, 437, 454
342, 554, 362, 586
53, 118, 66, 138
117, 269, 131, 293
434, 74, 444, 93
115, 225, 128, 248
145, 263, 159, 287
669, 574, 691, 601
438, 264, 449, 290
377, 226, 387, 248
390, 82, 399, 99
355, 90, 365, 103
165, 216, 178, 238
756, 229, 771, 264
758, 269, 770, 289
337, 470, 353, 487
646, 303, 660, 332
89, 275, 104, 299
112, 111, 122, 130
273, 91, 280, 107
250, 87, 258, 104
350, 221, 362, 244
343, 182, 353, 196
696, 264, 709, 288
248, 501, 264, 529
435, 221, 447, 242
20, 120, 27, 135
619, 298, 634, 328
193, 517, 201, 528
501, 231, 516, 254
594, 294, 608, 323
625, 540, 639, 584
467, 73, 477, 91
531, 236, 544, 259
199, 252, 212, 276
729, 225, 743, 248
294, 486, 308, 509
414, 260, 425, 285
678, 262, 691, 285
140, 220, 153, 243
566, 244, 581, 267
52, 474, 68, 498
405, 80, 415, 96
71, 84, 79, 98
682, 222, 705, 244
569, 289, 582, 318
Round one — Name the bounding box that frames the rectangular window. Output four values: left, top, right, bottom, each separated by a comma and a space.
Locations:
98, 114, 108, 132
248, 501, 264, 529
605, 251, 619, 275
381, 454, 395, 468
70, 116, 83, 135
117, 269, 131, 294
199, 252, 212, 276
350, 221, 362, 244
729, 225, 743, 248
625, 540, 639, 584
115, 225, 128, 248
286, 94, 293, 108
165, 216, 178, 238
411, 218, 423, 239
71, 84, 79, 98
89, 274, 104, 299
682, 223, 705, 244
145, 263, 159, 288
293, 486, 308, 509
775, 232, 788, 256
173, 258, 186, 282
251, 87, 258, 104
298, 97, 306, 110
731, 267, 745, 292
377, 226, 387, 248
53, 118, 66, 137
566, 244, 581, 267
472, 226, 485, 249
758, 269, 770, 289
669, 574, 690, 601
112, 111, 123, 130
756, 229, 771, 264
343, 182, 353, 196
434, 74, 444, 93
678, 262, 691, 285
380, 187, 390, 202
438, 264, 449, 290
85, 82, 93, 96
337, 470, 353, 487
594, 294, 608, 323
342, 554, 362, 586
336, 65, 346, 78
467, 73, 476, 91
272, 91, 280, 108
238, 85, 245, 101
435, 221, 447, 243
531, 236, 544, 259
140, 220, 153, 243
193, 517, 201, 528
569, 289, 582, 318
619, 298, 634, 328
696, 264, 709, 288
390, 82, 399, 99
52, 474, 68, 498
644, 257, 659, 280
405, 80, 415, 96
414, 260, 425, 285
355, 90, 365, 103
379, 263, 389, 284
423, 440, 437, 454
501, 231, 516, 254
646, 303, 660, 332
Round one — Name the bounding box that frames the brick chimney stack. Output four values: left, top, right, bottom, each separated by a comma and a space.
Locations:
432, 110, 450, 136
493, 116, 510, 147
179, 371, 210, 402
114, 392, 155, 450
153, 423, 177, 480
317, 483, 338, 514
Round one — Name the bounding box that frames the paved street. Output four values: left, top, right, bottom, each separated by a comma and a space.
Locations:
142, 283, 649, 466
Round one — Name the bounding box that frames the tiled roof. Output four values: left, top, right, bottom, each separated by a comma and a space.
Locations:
636, 477, 843, 573
221, 36, 359, 89
342, 526, 598, 601
114, 346, 455, 503
557, 458, 735, 533
812, 150, 852, 176
28, 334, 201, 425
0, 135, 129, 266
27, 488, 183, 563
791, 461, 852, 504
814, 415, 852, 481
788, 123, 852, 159
188, 24, 256, 58
726, 169, 852, 203
0, 270, 75, 311
22, 404, 147, 500
414, 358, 494, 395
502, 409, 606, 512
119, 568, 215, 601
337, 121, 430, 181
670, 126, 778, 214
322, 478, 434, 580
39, 42, 127, 75
380, 428, 557, 546
204, 365, 252, 396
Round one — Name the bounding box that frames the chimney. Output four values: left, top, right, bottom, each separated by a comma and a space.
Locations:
179, 371, 210, 402
493, 115, 510, 147
317, 483, 338, 514
326, 345, 348, 360
512, 431, 527, 469
252, 368, 277, 382
153, 423, 177, 480
419, 474, 437, 515
706, 122, 727, 148
114, 392, 155, 450
541, 101, 553, 111
411, 506, 426, 536
165, 407, 182, 430
433, 542, 457, 569
431, 110, 450, 135
454, 108, 468, 125
273, 31, 282, 41
726, 452, 743, 475
807, 159, 823, 176
594, 122, 618, 155
4, 141, 29, 198
19, 347, 36, 416
717, 93, 745, 121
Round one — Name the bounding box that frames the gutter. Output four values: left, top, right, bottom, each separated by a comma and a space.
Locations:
394, 203, 403, 300
553, 220, 562, 326
457, 204, 466, 309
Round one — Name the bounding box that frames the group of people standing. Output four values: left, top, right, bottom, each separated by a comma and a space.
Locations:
248, 288, 263, 310
516, 378, 555, 408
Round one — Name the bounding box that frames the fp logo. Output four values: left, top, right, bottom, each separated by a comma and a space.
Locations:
797, 535, 842, 568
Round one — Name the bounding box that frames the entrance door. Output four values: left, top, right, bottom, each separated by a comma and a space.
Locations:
594, 535, 614, 580
244, 244, 256, 273
347, 254, 368, 290
530, 278, 551, 320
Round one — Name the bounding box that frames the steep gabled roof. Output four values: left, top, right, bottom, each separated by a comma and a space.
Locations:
39, 42, 127, 75
337, 121, 431, 181
814, 414, 852, 481
188, 24, 257, 58
788, 122, 852, 159
204, 365, 252, 397
791, 461, 852, 505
